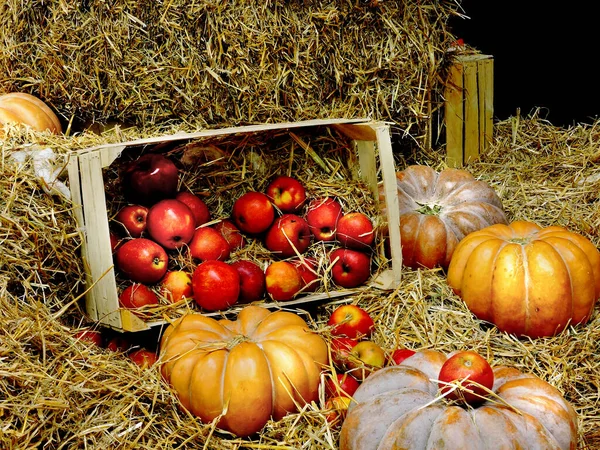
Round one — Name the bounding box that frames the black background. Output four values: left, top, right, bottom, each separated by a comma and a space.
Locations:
450, 1, 599, 127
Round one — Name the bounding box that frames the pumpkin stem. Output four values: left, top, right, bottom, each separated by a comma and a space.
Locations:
508, 237, 531, 245
227, 334, 250, 350
415, 202, 442, 215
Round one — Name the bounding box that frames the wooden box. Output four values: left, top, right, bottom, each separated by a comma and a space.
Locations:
445, 54, 494, 167
67, 118, 402, 332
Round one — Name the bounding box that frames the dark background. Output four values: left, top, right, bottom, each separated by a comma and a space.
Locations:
450, 1, 598, 127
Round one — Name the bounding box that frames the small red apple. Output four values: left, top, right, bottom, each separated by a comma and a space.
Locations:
74, 329, 104, 347
265, 175, 307, 213
329, 248, 371, 288
291, 257, 320, 293
175, 191, 211, 227
115, 238, 168, 284
232, 191, 275, 235
306, 197, 343, 242
231, 260, 266, 303
389, 348, 416, 366
110, 232, 121, 253
336, 212, 375, 250
264, 214, 311, 258
325, 395, 352, 425
328, 304, 374, 339
330, 337, 359, 368
106, 336, 129, 353
122, 154, 179, 205
192, 260, 240, 311
188, 226, 231, 262
119, 283, 159, 309
214, 219, 246, 251
146, 199, 196, 250
265, 261, 303, 301
345, 340, 387, 381
438, 351, 495, 405
160, 270, 193, 303
325, 372, 361, 399
129, 348, 158, 369
115, 204, 149, 238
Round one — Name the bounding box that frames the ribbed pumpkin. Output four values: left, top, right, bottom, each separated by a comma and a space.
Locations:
340, 350, 578, 450
159, 305, 328, 437
447, 220, 600, 338
0, 92, 62, 134
378, 165, 507, 269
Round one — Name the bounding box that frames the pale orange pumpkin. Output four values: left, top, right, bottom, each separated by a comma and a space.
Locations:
0, 92, 62, 134
379, 165, 507, 269
340, 350, 578, 450
448, 220, 600, 338
159, 305, 328, 437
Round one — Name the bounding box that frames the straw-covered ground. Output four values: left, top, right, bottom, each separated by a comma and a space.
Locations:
1, 111, 600, 449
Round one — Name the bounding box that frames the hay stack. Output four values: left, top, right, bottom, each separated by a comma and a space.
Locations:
0, 0, 462, 146
1, 112, 600, 448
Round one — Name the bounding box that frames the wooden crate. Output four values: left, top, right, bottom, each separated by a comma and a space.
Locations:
67, 118, 402, 332
445, 54, 494, 167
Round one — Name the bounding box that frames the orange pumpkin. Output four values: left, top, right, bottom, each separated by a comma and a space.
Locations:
340, 350, 578, 450
159, 305, 328, 437
0, 92, 62, 134
379, 165, 507, 269
448, 220, 600, 338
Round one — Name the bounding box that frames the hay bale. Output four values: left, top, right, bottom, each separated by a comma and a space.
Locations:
0, 0, 461, 145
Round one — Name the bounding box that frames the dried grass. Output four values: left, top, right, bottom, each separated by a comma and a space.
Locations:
1, 111, 600, 448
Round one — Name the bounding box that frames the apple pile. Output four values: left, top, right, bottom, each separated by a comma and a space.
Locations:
109, 153, 380, 317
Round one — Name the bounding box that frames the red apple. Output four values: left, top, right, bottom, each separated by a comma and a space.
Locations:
189, 226, 231, 262
325, 372, 361, 398
146, 199, 196, 250
231, 260, 266, 303
175, 191, 211, 227
232, 191, 275, 235
74, 329, 104, 347
328, 304, 375, 339
306, 197, 343, 242
115, 238, 168, 284
345, 340, 387, 381
160, 270, 193, 303
264, 214, 311, 258
129, 348, 158, 369
115, 204, 149, 238
110, 231, 121, 253
122, 154, 179, 205
106, 336, 130, 353
265, 175, 307, 213
336, 212, 375, 249
329, 248, 371, 288
119, 283, 159, 309
214, 219, 246, 251
438, 351, 495, 405
330, 337, 359, 368
265, 261, 303, 301
389, 348, 416, 366
291, 257, 320, 293
325, 395, 352, 425
192, 260, 240, 311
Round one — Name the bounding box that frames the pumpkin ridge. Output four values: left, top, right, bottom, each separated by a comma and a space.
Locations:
521, 241, 531, 336
541, 237, 576, 321
488, 240, 507, 326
